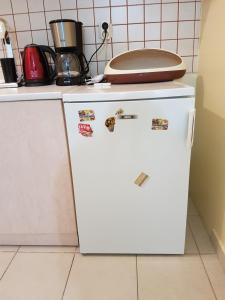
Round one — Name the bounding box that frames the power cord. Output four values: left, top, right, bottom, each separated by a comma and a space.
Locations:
87, 22, 109, 68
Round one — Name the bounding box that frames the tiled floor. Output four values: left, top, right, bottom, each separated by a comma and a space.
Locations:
0, 201, 224, 300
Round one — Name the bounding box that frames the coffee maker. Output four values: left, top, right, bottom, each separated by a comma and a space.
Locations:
49, 19, 88, 86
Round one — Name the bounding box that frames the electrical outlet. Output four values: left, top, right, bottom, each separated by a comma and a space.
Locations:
98, 22, 112, 41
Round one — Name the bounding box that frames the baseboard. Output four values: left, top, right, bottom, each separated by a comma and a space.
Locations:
211, 229, 225, 271
0, 233, 78, 246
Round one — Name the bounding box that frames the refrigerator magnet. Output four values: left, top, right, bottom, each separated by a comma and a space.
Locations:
134, 172, 149, 187
78, 123, 93, 137
105, 117, 116, 132
152, 118, 168, 130
115, 108, 124, 116
78, 109, 95, 122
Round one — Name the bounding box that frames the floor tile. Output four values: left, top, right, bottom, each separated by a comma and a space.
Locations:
137, 255, 216, 300
19, 246, 76, 253
188, 200, 199, 216
185, 225, 199, 254
63, 254, 137, 300
201, 255, 225, 300
0, 246, 19, 252
0, 252, 15, 278
0, 252, 74, 300
189, 215, 215, 254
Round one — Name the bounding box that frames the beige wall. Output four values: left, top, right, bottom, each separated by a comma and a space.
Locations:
190, 0, 225, 248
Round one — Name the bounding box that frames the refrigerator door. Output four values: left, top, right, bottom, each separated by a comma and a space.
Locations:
64, 97, 195, 254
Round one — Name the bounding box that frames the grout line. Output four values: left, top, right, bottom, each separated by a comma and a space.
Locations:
26, 0, 34, 43
126, 0, 129, 50
61, 253, 76, 300
188, 220, 218, 300
9, 29, 199, 40
176, 0, 179, 53
8, 20, 199, 32
199, 255, 218, 300
8, 35, 199, 42
0, 11, 200, 23
159, 0, 162, 48
9, 0, 20, 63
0, 1, 199, 16
43, 0, 50, 46
109, 0, 114, 58
75, 0, 79, 20
92, 0, 99, 74
0, 246, 20, 281
143, 0, 146, 48
135, 255, 139, 300
58, 0, 63, 18
192, 0, 197, 72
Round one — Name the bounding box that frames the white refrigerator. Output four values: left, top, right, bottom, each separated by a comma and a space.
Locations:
63, 82, 195, 254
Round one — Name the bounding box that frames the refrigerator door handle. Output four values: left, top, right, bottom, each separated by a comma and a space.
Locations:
187, 109, 196, 148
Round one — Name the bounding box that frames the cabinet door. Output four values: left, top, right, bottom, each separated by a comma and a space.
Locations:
0, 100, 77, 245
65, 98, 195, 253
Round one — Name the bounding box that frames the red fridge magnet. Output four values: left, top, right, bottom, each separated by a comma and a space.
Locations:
78, 123, 93, 137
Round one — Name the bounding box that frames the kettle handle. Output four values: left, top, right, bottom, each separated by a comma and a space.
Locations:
39, 45, 56, 81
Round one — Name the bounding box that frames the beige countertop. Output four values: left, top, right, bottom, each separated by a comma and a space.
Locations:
64, 81, 195, 102
0, 74, 196, 102
0, 85, 76, 102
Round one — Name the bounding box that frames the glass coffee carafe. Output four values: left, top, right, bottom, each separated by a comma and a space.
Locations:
56, 52, 81, 86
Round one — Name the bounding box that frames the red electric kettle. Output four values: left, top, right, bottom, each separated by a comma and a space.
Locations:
23, 44, 56, 86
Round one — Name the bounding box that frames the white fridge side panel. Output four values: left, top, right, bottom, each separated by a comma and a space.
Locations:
64, 97, 195, 254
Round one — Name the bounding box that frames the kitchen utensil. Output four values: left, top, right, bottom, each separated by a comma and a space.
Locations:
0, 20, 13, 58
104, 48, 186, 84
0, 58, 17, 83
0, 19, 17, 83
23, 44, 56, 86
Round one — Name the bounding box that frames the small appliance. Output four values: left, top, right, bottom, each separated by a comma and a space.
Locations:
23, 44, 56, 86
49, 19, 88, 86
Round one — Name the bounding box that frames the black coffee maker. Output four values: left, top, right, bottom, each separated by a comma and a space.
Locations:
49, 19, 88, 86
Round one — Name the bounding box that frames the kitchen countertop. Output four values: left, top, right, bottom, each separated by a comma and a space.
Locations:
64, 81, 195, 102
0, 84, 75, 102
0, 76, 196, 102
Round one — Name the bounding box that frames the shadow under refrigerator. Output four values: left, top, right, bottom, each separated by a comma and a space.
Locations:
63, 82, 195, 254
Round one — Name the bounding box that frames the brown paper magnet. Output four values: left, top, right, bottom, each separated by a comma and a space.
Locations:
134, 172, 149, 187
105, 117, 116, 132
